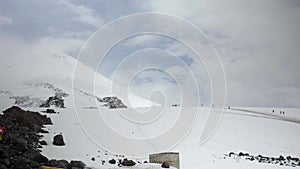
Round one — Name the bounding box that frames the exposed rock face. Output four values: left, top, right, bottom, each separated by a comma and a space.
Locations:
53, 134, 65, 146
40, 95, 65, 108
0, 106, 52, 169
9, 83, 69, 108
0, 106, 86, 169
99, 96, 127, 109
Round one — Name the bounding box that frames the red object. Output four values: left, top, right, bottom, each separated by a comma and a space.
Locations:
0, 127, 6, 134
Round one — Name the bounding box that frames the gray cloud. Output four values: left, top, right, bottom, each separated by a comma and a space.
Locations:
0, 0, 299, 107
148, 0, 300, 107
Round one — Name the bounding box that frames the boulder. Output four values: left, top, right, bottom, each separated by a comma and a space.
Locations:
69, 160, 86, 169
109, 159, 116, 164
53, 134, 65, 146
49, 159, 59, 167
161, 161, 170, 168
58, 159, 69, 168
121, 158, 135, 166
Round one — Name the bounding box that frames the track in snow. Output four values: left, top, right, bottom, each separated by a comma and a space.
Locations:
230, 108, 300, 124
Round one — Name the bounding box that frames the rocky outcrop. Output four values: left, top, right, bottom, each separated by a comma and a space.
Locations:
0, 106, 87, 169
226, 152, 300, 167
0, 106, 52, 169
98, 96, 127, 109
40, 95, 65, 108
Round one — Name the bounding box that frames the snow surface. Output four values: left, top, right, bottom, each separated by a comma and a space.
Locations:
0, 50, 300, 169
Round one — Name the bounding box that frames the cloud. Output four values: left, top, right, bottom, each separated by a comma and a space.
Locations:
146, 0, 300, 107
35, 36, 85, 56
59, 0, 104, 28
0, 16, 13, 26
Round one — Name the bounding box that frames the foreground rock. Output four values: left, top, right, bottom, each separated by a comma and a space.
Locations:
0, 106, 86, 169
161, 161, 170, 168
0, 106, 52, 169
53, 134, 65, 146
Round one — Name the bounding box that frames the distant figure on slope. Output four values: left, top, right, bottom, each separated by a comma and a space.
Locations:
272, 110, 274, 113
0, 126, 7, 141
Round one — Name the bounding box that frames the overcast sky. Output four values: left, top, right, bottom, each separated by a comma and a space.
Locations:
0, 0, 299, 107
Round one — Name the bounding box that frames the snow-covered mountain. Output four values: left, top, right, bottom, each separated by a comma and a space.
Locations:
0, 50, 154, 111
0, 50, 300, 169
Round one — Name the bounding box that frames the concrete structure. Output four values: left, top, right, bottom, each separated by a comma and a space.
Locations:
149, 152, 180, 169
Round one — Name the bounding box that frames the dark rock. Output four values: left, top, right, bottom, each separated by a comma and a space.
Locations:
49, 159, 59, 167
279, 155, 285, 161
109, 159, 116, 164
32, 152, 49, 163
40, 95, 65, 108
91, 157, 95, 161
44, 109, 56, 114
14, 138, 28, 152
239, 152, 245, 156
58, 159, 69, 168
229, 152, 234, 157
0, 106, 89, 169
101, 96, 127, 109
227, 151, 300, 167
40, 128, 49, 133
0, 164, 8, 169
2, 158, 10, 166
69, 160, 86, 169
40, 140, 47, 145
161, 161, 170, 168
121, 158, 136, 166
0, 149, 9, 159
53, 134, 65, 146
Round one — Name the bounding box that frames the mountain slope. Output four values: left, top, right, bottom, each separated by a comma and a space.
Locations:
0, 50, 154, 110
